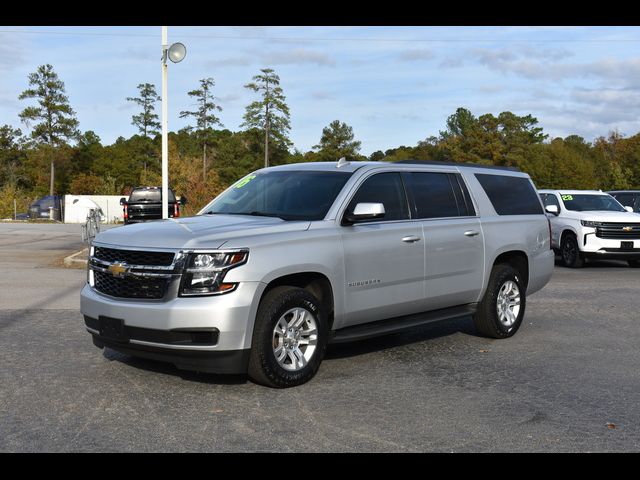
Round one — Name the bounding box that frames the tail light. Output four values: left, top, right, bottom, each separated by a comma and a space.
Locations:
123, 203, 128, 220
547, 217, 552, 249
174, 203, 180, 218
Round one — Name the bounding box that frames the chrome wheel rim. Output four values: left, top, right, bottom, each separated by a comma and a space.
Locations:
272, 307, 318, 372
496, 280, 521, 328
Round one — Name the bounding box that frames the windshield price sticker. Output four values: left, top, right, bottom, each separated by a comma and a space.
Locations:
561, 195, 573, 201
234, 174, 257, 189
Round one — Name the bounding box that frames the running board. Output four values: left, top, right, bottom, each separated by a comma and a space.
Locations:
329, 303, 477, 344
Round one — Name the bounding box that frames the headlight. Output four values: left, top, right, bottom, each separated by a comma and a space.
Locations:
88, 245, 95, 284
180, 250, 248, 296
580, 220, 601, 228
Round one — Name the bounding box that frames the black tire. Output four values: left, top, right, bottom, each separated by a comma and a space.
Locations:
473, 264, 526, 339
248, 286, 328, 388
560, 233, 584, 268
628, 259, 640, 268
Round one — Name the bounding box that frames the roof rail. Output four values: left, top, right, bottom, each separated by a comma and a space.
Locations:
394, 159, 520, 172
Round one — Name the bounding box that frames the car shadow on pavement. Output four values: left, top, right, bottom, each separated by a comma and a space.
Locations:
325, 315, 479, 360
101, 316, 481, 376
101, 348, 249, 385
554, 255, 634, 268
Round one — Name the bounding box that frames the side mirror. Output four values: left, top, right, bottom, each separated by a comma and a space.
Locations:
119, 197, 127, 206
545, 204, 559, 216
343, 202, 385, 225
180, 196, 188, 206
625, 206, 634, 213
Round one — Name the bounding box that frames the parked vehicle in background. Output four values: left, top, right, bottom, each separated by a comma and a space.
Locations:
539, 189, 640, 268
120, 187, 187, 225
81, 160, 554, 388
29, 195, 62, 221
607, 190, 640, 213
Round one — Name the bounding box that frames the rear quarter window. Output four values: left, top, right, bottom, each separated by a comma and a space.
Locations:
475, 173, 543, 215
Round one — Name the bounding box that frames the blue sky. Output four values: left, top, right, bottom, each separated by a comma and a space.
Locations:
1, 26, 640, 156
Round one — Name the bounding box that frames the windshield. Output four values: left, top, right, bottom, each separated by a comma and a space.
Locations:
200, 170, 352, 221
560, 194, 626, 212
129, 189, 176, 202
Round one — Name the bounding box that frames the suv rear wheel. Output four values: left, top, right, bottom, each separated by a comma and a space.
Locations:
248, 286, 327, 388
474, 264, 526, 339
561, 233, 584, 268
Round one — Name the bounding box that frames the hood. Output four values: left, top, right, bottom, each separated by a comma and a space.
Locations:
569, 210, 640, 223
94, 214, 311, 250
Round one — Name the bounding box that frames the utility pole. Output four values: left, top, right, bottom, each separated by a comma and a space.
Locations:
50, 159, 54, 196
160, 27, 186, 218
161, 26, 169, 220
264, 79, 270, 169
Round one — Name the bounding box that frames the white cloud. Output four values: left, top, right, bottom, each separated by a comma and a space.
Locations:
396, 49, 434, 62
262, 48, 335, 67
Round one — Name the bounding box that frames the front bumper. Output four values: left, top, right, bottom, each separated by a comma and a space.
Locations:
80, 281, 265, 373
90, 334, 250, 374
581, 231, 640, 259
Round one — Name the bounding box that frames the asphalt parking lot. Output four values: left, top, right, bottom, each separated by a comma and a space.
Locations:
1, 223, 639, 452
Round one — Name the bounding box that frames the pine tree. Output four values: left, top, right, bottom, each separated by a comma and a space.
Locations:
313, 120, 362, 161
18, 64, 80, 195
127, 83, 161, 138
242, 68, 291, 168
179, 78, 223, 180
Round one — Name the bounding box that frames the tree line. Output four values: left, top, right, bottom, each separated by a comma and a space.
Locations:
1, 64, 639, 219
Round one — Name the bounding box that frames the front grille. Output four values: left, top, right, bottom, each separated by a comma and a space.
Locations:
596, 223, 640, 240
130, 207, 161, 214
94, 247, 175, 266
94, 271, 167, 299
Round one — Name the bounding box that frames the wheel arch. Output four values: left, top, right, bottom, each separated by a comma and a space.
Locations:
259, 272, 335, 329
560, 227, 579, 243
492, 250, 529, 292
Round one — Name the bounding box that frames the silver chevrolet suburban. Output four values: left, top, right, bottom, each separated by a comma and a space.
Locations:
81, 160, 554, 387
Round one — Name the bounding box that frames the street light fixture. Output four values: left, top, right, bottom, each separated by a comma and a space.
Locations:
168, 42, 187, 63
161, 27, 187, 220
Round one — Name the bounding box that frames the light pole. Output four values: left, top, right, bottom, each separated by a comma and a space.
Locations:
160, 26, 186, 219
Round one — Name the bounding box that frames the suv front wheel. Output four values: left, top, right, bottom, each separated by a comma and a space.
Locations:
474, 264, 526, 339
248, 286, 328, 388
561, 233, 584, 268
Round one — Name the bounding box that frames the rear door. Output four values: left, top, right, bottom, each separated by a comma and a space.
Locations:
403, 171, 485, 310
340, 172, 425, 326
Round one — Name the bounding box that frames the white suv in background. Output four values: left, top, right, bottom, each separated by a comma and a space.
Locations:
539, 189, 640, 268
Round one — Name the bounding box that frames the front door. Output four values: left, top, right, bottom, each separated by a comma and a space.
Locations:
340, 172, 425, 327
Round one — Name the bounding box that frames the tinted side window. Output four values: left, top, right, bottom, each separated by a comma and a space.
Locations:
347, 172, 409, 221
613, 193, 634, 208
455, 175, 476, 216
475, 174, 543, 215
405, 172, 460, 219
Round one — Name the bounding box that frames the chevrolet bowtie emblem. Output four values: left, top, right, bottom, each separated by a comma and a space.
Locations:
108, 263, 128, 277
623, 226, 633, 232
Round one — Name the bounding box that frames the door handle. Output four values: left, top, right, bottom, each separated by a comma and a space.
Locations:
402, 235, 421, 243
464, 230, 480, 237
